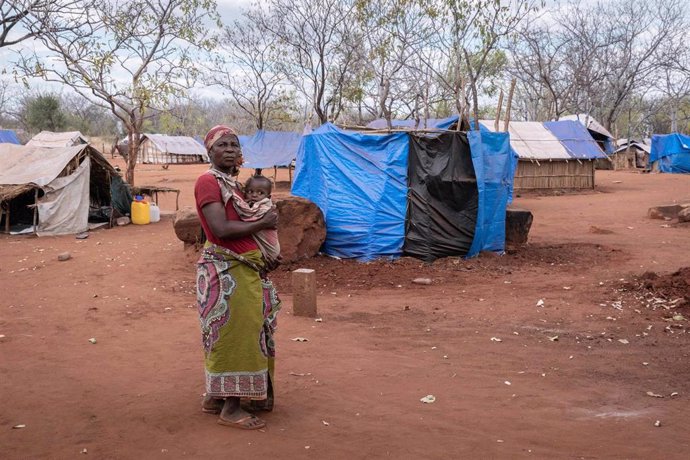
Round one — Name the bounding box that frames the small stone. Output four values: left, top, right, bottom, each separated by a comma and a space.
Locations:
57, 252, 71, 261
412, 278, 432, 285
654, 420, 661, 427
88, 338, 97, 344
116, 216, 131, 226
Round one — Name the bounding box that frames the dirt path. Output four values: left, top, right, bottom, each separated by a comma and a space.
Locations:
1, 166, 689, 459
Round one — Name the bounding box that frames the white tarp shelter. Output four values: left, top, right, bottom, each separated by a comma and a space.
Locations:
0, 144, 120, 236
26, 130, 89, 148
479, 121, 571, 160
119, 134, 209, 164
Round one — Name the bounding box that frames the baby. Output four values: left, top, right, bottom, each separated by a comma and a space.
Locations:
232, 175, 281, 267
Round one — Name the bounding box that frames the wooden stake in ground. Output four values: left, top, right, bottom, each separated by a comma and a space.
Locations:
292, 268, 317, 317
503, 78, 517, 132
494, 89, 504, 132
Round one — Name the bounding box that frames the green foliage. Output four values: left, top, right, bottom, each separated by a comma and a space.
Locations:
25, 94, 66, 132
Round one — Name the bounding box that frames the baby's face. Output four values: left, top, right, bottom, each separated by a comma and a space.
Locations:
246, 184, 270, 202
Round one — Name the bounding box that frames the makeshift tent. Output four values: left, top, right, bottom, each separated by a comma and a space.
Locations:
479, 120, 607, 191
603, 139, 650, 170
26, 130, 88, 147
238, 130, 303, 169
650, 133, 690, 173
0, 129, 21, 144
118, 134, 209, 164
291, 123, 512, 261
0, 144, 130, 235
366, 115, 459, 130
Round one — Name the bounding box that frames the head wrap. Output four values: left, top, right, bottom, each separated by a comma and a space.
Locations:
204, 125, 237, 151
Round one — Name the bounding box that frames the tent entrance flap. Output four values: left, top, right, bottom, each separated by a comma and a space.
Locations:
404, 132, 478, 261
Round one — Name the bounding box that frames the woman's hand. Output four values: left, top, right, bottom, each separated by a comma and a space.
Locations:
259, 208, 279, 230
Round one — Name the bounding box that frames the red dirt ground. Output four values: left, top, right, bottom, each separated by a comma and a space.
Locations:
1, 162, 690, 459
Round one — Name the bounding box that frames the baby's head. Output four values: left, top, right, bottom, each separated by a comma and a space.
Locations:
245, 175, 273, 204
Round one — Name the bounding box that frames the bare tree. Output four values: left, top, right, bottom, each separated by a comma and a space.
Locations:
509, 24, 575, 121
255, 0, 360, 125
16, 0, 219, 184
557, 0, 686, 131
355, 0, 435, 128
0, 0, 90, 48
211, 9, 292, 130
422, 0, 541, 128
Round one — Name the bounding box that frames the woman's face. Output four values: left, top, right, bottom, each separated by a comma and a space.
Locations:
209, 134, 242, 174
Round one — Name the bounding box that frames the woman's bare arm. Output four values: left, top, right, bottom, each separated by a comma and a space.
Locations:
202, 202, 278, 240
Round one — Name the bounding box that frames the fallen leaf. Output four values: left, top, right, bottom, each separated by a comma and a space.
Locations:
548, 336, 559, 342
490, 337, 502, 342
12, 424, 26, 429
618, 339, 629, 344
536, 299, 545, 307
88, 338, 97, 344
670, 392, 679, 397
314, 318, 323, 322
504, 381, 511, 386
322, 420, 330, 426
646, 391, 664, 398
420, 395, 436, 403
291, 337, 309, 342
654, 420, 661, 427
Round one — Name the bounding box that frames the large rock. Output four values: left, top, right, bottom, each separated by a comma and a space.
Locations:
275, 197, 326, 263
505, 207, 533, 246
648, 204, 682, 220
173, 207, 204, 246
172, 198, 326, 263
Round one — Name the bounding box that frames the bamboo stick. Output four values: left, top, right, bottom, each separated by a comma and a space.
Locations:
494, 89, 504, 132
503, 78, 517, 132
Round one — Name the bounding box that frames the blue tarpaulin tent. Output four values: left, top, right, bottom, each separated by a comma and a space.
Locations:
292, 123, 513, 261
239, 130, 302, 169
366, 115, 459, 130
650, 133, 690, 173
0, 130, 21, 144
543, 121, 608, 160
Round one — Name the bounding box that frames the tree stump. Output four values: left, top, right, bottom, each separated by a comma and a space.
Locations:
506, 207, 533, 246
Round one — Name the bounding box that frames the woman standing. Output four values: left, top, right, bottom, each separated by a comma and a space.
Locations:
194, 125, 280, 430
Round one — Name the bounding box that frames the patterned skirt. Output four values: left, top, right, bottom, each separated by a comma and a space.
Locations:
196, 243, 280, 399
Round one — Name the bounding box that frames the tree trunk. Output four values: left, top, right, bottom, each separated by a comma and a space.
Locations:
125, 133, 140, 185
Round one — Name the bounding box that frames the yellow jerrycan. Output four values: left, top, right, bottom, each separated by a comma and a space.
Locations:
131, 195, 151, 225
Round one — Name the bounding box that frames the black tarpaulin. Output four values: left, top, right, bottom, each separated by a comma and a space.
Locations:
403, 132, 478, 261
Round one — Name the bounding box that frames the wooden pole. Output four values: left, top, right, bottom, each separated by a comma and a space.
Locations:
32, 188, 39, 234
292, 268, 317, 317
503, 78, 517, 132
3, 205, 9, 233
494, 89, 504, 132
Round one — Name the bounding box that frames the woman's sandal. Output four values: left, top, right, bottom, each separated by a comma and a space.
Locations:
217, 413, 266, 430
